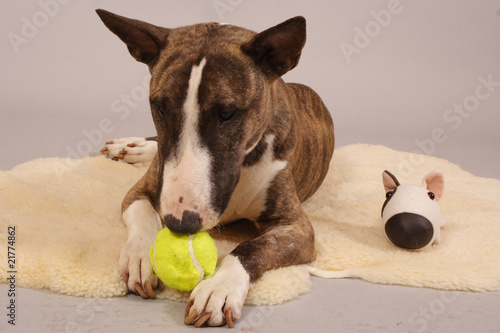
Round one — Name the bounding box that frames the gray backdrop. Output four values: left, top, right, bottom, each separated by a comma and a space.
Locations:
1, 0, 499, 178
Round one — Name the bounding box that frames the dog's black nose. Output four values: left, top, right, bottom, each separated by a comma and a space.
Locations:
385, 213, 433, 250
164, 211, 202, 234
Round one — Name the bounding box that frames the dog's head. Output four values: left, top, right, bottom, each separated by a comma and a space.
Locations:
96, 10, 306, 233
381, 170, 444, 250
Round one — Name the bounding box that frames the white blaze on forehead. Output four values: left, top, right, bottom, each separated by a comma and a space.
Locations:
160, 58, 216, 225
183, 57, 207, 147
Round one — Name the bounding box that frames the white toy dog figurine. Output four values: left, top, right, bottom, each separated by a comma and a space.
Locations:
381, 170, 446, 250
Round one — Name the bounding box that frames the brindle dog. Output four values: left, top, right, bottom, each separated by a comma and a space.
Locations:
96, 9, 334, 328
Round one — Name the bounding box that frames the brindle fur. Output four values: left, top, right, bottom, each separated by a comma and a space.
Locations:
97, 9, 334, 326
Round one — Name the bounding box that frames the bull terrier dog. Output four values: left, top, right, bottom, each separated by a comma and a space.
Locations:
96, 9, 334, 328
382, 170, 446, 250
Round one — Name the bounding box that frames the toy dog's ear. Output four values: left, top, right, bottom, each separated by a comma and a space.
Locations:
382, 170, 400, 193
422, 170, 444, 201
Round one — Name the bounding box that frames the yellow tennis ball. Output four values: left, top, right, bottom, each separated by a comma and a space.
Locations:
149, 228, 218, 292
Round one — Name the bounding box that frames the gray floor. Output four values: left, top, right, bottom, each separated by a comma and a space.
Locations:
2, 278, 500, 333
1, 113, 499, 333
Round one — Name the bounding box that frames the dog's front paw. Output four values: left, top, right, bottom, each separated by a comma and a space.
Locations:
100, 137, 157, 167
119, 235, 162, 298
184, 255, 250, 328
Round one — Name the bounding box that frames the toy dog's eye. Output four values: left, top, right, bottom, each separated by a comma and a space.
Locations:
428, 192, 435, 200
386, 191, 394, 199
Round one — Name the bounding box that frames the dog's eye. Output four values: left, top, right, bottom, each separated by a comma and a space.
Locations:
152, 97, 169, 117
386, 191, 394, 199
428, 192, 435, 200
219, 111, 235, 122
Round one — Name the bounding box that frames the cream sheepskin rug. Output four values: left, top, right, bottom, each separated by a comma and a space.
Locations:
0, 144, 499, 305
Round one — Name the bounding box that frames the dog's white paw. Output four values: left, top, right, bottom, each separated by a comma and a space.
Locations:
119, 199, 164, 298
100, 137, 157, 167
119, 233, 160, 298
185, 255, 250, 328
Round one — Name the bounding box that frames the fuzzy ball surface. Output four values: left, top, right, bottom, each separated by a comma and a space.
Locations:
149, 228, 218, 292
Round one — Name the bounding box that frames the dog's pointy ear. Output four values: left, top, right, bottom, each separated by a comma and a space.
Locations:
382, 170, 400, 193
96, 9, 169, 68
241, 16, 306, 78
422, 170, 444, 201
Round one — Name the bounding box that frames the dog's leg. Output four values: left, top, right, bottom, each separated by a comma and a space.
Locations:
185, 180, 315, 327
120, 199, 162, 298
101, 136, 157, 167
119, 160, 163, 298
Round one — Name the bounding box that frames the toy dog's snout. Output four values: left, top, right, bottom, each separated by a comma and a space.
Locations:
385, 212, 434, 250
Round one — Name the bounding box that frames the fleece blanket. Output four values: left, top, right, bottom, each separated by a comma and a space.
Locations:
0, 144, 499, 305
